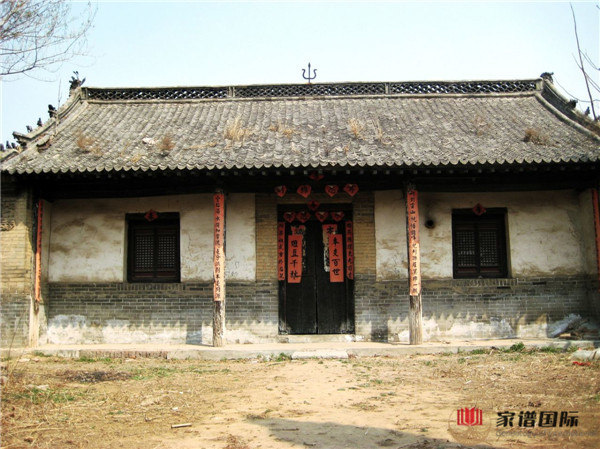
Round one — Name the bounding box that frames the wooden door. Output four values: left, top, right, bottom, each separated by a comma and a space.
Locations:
278, 207, 354, 335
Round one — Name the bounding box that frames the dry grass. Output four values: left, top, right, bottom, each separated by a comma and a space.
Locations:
373, 120, 390, 145
269, 122, 295, 139
348, 118, 365, 140
158, 134, 175, 154
2, 350, 598, 449
75, 131, 102, 156
224, 117, 253, 143
130, 153, 142, 163
523, 127, 549, 145
472, 116, 491, 136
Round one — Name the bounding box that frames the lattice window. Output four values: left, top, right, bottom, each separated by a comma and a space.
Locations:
128, 214, 180, 282
452, 210, 508, 279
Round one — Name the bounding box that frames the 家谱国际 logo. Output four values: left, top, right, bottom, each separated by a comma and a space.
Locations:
448, 406, 491, 445
457, 407, 483, 426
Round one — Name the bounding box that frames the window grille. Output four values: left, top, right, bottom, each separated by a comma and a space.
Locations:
452, 210, 508, 278
127, 214, 180, 282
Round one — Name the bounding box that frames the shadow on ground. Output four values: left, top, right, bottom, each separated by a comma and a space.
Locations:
250, 417, 502, 449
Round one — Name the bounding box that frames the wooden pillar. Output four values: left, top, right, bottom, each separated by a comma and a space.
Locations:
592, 188, 600, 291
34, 199, 44, 304
405, 185, 423, 345
213, 191, 226, 347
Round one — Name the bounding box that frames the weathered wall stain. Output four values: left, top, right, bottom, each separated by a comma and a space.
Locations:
47, 194, 257, 282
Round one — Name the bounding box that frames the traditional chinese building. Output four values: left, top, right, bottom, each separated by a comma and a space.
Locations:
2, 77, 600, 348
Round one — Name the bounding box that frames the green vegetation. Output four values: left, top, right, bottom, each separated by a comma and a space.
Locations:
6, 387, 83, 404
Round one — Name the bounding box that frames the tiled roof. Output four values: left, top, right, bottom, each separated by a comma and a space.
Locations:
3, 79, 599, 175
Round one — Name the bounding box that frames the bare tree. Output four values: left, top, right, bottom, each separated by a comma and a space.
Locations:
0, 0, 95, 77
570, 3, 599, 121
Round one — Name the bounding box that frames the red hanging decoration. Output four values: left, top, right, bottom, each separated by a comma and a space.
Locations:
297, 185, 311, 198
328, 234, 344, 283
275, 185, 287, 197
291, 225, 306, 235
283, 211, 296, 223
287, 234, 303, 283
297, 211, 311, 223
144, 209, 159, 222
345, 221, 354, 280
315, 211, 329, 222
343, 184, 359, 197
277, 222, 286, 281
325, 185, 339, 197
331, 211, 345, 222
308, 200, 320, 211
473, 203, 486, 216
309, 172, 325, 181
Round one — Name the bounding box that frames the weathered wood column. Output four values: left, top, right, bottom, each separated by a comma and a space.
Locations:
405, 184, 423, 345
213, 190, 226, 347
591, 188, 600, 291
34, 199, 44, 304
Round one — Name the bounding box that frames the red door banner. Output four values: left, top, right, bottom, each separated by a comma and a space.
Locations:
406, 188, 421, 296
345, 221, 354, 280
328, 234, 344, 283
213, 193, 225, 302
277, 222, 286, 281
287, 234, 303, 283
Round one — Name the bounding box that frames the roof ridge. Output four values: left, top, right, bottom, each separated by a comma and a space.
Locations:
539, 80, 600, 138
82, 79, 542, 102
13, 88, 84, 147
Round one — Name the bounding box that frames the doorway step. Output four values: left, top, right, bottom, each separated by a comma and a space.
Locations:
277, 334, 359, 344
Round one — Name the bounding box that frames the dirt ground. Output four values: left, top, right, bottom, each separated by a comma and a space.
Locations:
1, 346, 599, 449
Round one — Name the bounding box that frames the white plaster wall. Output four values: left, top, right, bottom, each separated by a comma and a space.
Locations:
418, 191, 587, 278
179, 196, 213, 281
48, 199, 126, 282
374, 190, 591, 280
577, 189, 597, 276
48, 194, 257, 283
225, 194, 256, 281
374, 190, 407, 280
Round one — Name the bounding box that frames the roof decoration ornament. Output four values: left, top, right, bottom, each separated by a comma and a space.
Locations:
302, 62, 317, 84
69, 71, 86, 91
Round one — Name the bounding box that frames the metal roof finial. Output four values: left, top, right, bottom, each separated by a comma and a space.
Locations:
302, 62, 317, 84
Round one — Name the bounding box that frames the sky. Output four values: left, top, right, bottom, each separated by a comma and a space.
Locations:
1, 1, 599, 145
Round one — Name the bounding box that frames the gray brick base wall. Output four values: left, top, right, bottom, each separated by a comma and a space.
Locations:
47, 281, 278, 345
45, 276, 595, 345
356, 275, 596, 341
0, 295, 31, 348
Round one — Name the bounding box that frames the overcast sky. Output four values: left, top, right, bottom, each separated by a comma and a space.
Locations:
1, 1, 599, 145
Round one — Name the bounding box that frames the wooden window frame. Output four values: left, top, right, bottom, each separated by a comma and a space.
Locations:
127, 213, 180, 283
452, 208, 508, 279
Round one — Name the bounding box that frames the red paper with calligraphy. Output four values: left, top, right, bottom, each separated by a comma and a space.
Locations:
328, 234, 344, 283
287, 234, 303, 283
213, 193, 225, 302
406, 189, 421, 296
277, 222, 286, 281
345, 221, 354, 280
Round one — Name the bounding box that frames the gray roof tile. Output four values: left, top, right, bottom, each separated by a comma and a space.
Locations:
3, 80, 600, 175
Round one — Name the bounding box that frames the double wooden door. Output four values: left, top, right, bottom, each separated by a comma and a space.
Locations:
278, 208, 354, 335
